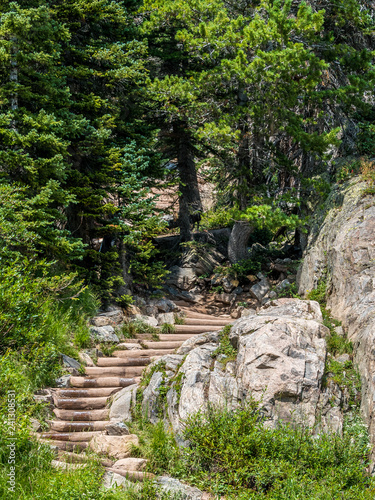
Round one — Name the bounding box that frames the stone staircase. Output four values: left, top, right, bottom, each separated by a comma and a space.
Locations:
39, 306, 232, 482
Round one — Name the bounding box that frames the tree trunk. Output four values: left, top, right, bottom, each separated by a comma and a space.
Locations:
119, 239, 132, 292
228, 221, 254, 264
175, 122, 202, 241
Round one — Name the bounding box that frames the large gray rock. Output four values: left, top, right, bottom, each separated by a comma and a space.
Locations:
89, 434, 139, 459
140, 299, 334, 433
102, 471, 131, 489
133, 314, 158, 328
55, 374, 70, 388
156, 298, 178, 313
78, 352, 95, 367
142, 371, 165, 424
109, 384, 137, 422
157, 312, 175, 325
181, 247, 225, 277
166, 266, 197, 290
156, 477, 208, 500
250, 277, 270, 301
97, 308, 124, 325
112, 458, 147, 471
90, 325, 119, 343
258, 298, 323, 322
297, 179, 375, 446
91, 316, 112, 327
105, 421, 130, 436
61, 354, 81, 370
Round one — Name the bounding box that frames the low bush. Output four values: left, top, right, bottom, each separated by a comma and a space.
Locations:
132, 401, 374, 499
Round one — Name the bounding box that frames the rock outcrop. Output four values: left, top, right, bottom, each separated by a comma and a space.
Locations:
298, 178, 375, 447
140, 299, 344, 434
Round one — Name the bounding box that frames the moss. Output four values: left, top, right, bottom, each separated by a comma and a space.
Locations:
171, 371, 185, 405
140, 361, 167, 389
211, 324, 237, 367
307, 277, 360, 406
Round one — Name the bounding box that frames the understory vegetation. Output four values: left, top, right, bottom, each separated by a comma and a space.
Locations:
131, 402, 374, 499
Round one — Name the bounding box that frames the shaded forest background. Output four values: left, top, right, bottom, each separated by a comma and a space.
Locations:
1, 0, 375, 304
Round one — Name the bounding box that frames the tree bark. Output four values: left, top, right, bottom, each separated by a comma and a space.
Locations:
228, 221, 254, 264
174, 122, 202, 241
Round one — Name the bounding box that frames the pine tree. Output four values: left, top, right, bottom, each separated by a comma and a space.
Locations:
0, 0, 162, 299
142, 0, 375, 211
0, 1, 83, 259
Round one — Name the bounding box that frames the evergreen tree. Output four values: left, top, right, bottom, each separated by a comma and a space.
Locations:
0, 0, 163, 299
143, 0, 375, 212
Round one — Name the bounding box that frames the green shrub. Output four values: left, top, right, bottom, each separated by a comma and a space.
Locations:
335, 158, 362, 183
0, 431, 172, 499
142, 421, 181, 475
180, 403, 373, 498
117, 293, 135, 309
276, 282, 301, 299
200, 205, 303, 235
130, 400, 374, 498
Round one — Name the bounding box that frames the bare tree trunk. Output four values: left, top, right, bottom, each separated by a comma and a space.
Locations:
228, 221, 254, 264
175, 122, 202, 241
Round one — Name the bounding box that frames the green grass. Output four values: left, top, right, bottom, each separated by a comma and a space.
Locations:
0, 433, 173, 499
121, 319, 159, 337
0, 287, 99, 431
160, 323, 176, 334
174, 315, 185, 325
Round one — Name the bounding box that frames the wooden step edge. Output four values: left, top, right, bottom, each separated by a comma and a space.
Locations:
51, 460, 87, 470
58, 450, 113, 467
40, 431, 102, 442
106, 468, 155, 482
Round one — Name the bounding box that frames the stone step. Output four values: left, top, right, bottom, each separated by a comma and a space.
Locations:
53, 408, 109, 421
106, 468, 155, 482
135, 333, 195, 341
56, 387, 121, 398
40, 439, 88, 452
113, 349, 175, 358
48, 420, 109, 432
84, 366, 144, 377
58, 450, 113, 467
41, 431, 102, 442
53, 396, 108, 410
96, 357, 154, 367
70, 376, 140, 388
